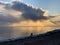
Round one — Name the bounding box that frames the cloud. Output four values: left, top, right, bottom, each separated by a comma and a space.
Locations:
0, 13, 19, 23
0, 2, 22, 23
0, 1, 48, 24
11, 1, 47, 21
0, 1, 59, 27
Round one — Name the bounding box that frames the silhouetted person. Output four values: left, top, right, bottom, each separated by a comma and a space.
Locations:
30, 33, 33, 36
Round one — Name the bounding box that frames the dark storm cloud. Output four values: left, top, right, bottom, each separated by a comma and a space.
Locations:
11, 1, 47, 21
0, 1, 48, 24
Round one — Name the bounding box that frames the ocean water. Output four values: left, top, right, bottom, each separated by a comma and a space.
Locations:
0, 26, 60, 40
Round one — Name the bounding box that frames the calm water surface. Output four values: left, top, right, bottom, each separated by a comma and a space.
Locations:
0, 26, 60, 40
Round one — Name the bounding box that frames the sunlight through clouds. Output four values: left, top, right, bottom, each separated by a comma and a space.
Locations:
0, 0, 60, 40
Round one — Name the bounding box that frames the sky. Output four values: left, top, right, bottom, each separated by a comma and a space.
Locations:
0, 0, 60, 40
0, 0, 60, 15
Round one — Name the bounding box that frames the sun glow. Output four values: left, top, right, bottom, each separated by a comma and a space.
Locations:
9, 20, 55, 26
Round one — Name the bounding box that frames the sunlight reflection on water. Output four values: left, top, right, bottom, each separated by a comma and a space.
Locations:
0, 26, 60, 40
